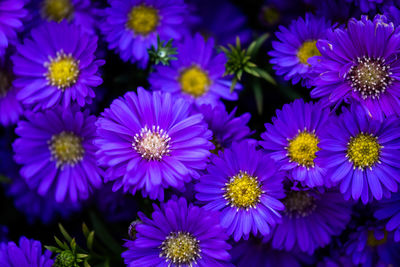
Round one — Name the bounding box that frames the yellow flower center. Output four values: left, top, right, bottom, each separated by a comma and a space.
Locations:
45, 51, 80, 90
287, 130, 320, 168
127, 5, 159, 35
283, 191, 316, 218
49, 131, 84, 167
347, 133, 381, 169
224, 171, 262, 210
41, 0, 74, 22
367, 230, 388, 247
179, 66, 210, 97
161, 232, 200, 265
297, 40, 320, 65
261, 6, 280, 26
132, 125, 170, 161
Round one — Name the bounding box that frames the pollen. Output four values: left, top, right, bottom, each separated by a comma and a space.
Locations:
45, 50, 80, 90
367, 230, 388, 247
286, 129, 320, 168
49, 131, 84, 167
224, 171, 263, 210
41, 0, 74, 22
348, 56, 393, 99
346, 132, 381, 170
127, 5, 159, 35
179, 66, 211, 97
297, 40, 321, 65
160, 231, 201, 266
133, 125, 170, 161
283, 190, 316, 218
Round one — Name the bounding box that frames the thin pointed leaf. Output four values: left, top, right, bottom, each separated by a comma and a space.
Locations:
87, 231, 95, 251
59, 224, 73, 243
253, 68, 276, 85
253, 82, 264, 115
248, 33, 269, 57
90, 212, 123, 256
82, 223, 90, 239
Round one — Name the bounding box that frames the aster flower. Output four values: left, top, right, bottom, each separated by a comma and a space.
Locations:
12, 21, 104, 110
7, 177, 80, 224
374, 192, 400, 241
0, 53, 23, 126
149, 33, 240, 106
260, 99, 330, 187
0, 236, 54, 267
0, 0, 27, 56
122, 197, 232, 266
13, 105, 102, 203
311, 15, 400, 120
197, 103, 252, 153
317, 104, 400, 203
25, 0, 99, 34
95, 87, 213, 200
101, 0, 188, 68
345, 225, 400, 267
231, 237, 314, 267
269, 185, 351, 254
189, 0, 252, 46
269, 13, 331, 87
195, 141, 285, 241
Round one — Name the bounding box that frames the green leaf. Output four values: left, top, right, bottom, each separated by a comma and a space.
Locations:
87, 231, 95, 251
89, 211, 123, 256
253, 68, 276, 85
253, 82, 264, 115
247, 33, 269, 57
59, 224, 73, 243
82, 223, 90, 239
44, 245, 61, 253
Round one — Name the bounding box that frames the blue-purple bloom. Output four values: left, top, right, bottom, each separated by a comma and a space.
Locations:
95, 87, 213, 200
0, 0, 27, 56
0, 54, 23, 126
375, 192, 400, 241
13, 105, 102, 203
345, 0, 382, 12
0, 236, 54, 267
12, 21, 104, 110
149, 33, 240, 107
345, 225, 400, 267
318, 104, 400, 203
260, 99, 330, 187
25, 0, 99, 34
197, 103, 252, 152
195, 141, 285, 241
269, 13, 331, 87
269, 186, 351, 254
7, 177, 80, 224
122, 197, 232, 267
312, 15, 400, 120
101, 0, 188, 68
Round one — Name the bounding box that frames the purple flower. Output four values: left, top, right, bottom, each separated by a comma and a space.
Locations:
269, 185, 352, 254
12, 21, 104, 110
0, 237, 54, 267
122, 197, 232, 266
95, 87, 213, 200
260, 99, 330, 187
0, 53, 23, 126
197, 103, 252, 153
318, 104, 400, 203
25, 0, 99, 34
13, 105, 102, 203
149, 33, 240, 107
345, 224, 400, 267
101, 0, 189, 68
195, 141, 285, 241
375, 192, 400, 241
311, 15, 400, 120
0, 0, 27, 56
269, 13, 331, 87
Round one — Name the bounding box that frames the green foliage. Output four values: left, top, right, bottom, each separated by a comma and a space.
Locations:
148, 36, 178, 66
220, 34, 276, 92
